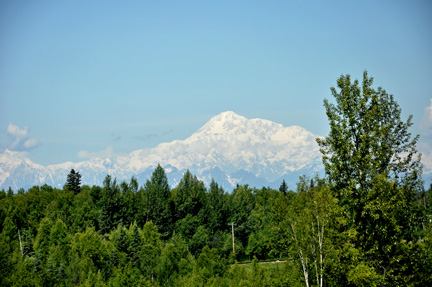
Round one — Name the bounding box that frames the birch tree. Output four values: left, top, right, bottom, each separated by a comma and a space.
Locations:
272, 178, 340, 287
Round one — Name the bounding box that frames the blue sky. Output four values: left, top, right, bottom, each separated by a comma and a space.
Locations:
1, 0, 431, 166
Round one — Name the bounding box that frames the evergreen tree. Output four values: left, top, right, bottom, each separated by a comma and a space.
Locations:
100, 175, 123, 236
127, 222, 142, 268
205, 179, 226, 233
34, 217, 53, 263
143, 165, 172, 238
227, 184, 256, 256
140, 221, 162, 279
279, 179, 288, 194
113, 224, 128, 254
66, 169, 82, 195
120, 178, 140, 227
172, 170, 206, 220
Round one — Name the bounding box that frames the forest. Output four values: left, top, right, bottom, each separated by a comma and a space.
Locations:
1, 72, 432, 286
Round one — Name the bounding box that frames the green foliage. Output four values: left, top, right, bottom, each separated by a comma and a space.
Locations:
71, 186, 100, 233
81, 270, 105, 287
8, 251, 37, 287
71, 227, 107, 273
140, 221, 162, 278
2, 216, 18, 249
49, 218, 68, 246
100, 175, 124, 236
347, 262, 383, 287
172, 170, 206, 221
317, 71, 421, 193
66, 169, 82, 195
46, 244, 68, 285
205, 180, 227, 233
279, 179, 288, 194
109, 263, 149, 287
127, 222, 142, 268
1, 76, 430, 287
227, 184, 256, 259
317, 71, 427, 285
142, 165, 172, 238
156, 238, 189, 285
190, 225, 210, 256
33, 217, 53, 262
110, 224, 128, 267
271, 179, 345, 286
196, 246, 227, 279
0, 233, 13, 286
246, 187, 279, 260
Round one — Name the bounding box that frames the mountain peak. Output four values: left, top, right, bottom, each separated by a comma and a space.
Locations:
196, 111, 302, 141
196, 111, 247, 135
209, 111, 246, 123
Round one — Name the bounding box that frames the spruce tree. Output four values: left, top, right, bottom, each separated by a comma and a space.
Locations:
100, 175, 124, 236
65, 169, 82, 195
279, 180, 288, 194
143, 164, 172, 238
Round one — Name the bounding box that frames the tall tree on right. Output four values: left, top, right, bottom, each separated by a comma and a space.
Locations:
317, 71, 428, 285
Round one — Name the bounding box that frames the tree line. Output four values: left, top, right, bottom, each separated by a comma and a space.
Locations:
1, 71, 431, 286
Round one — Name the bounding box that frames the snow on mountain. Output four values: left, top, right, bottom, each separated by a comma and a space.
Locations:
126, 111, 322, 181
0, 111, 324, 191
0, 149, 55, 190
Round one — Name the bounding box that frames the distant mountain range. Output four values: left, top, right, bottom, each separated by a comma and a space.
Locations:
1, 111, 326, 191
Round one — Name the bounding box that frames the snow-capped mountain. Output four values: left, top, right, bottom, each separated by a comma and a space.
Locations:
0, 111, 324, 191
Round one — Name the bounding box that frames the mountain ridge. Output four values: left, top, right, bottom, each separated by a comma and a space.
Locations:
0, 111, 324, 191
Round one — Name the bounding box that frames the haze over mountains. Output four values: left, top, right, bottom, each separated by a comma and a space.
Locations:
1, 111, 326, 191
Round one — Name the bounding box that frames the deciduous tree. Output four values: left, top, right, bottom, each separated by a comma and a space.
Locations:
316, 71, 425, 283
